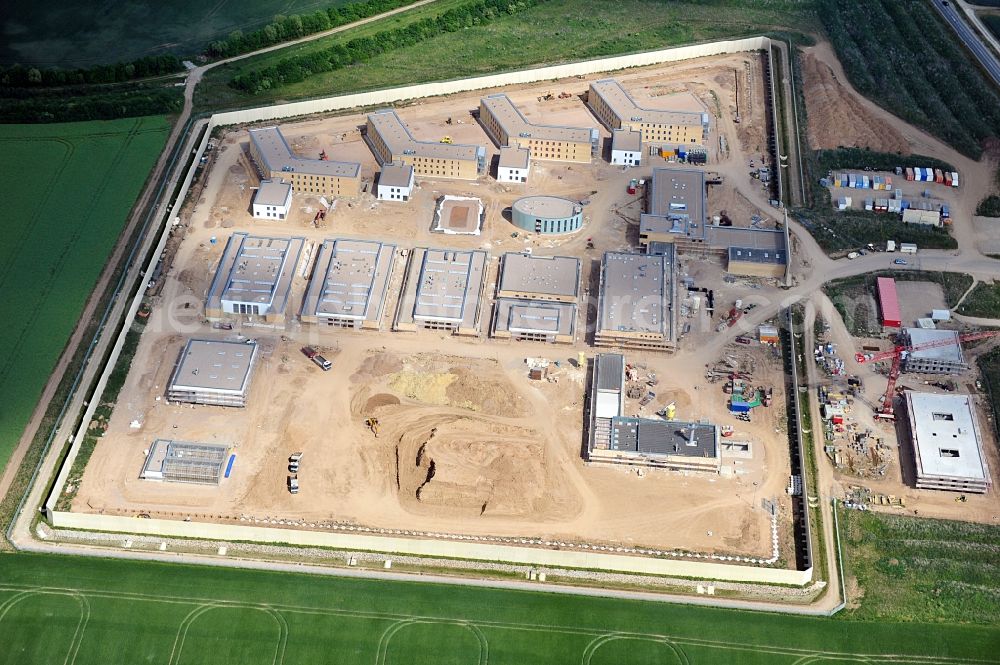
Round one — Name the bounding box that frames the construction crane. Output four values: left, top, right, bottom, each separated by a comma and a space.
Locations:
856, 329, 1000, 417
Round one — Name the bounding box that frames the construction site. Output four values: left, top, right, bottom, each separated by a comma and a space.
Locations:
61, 51, 840, 574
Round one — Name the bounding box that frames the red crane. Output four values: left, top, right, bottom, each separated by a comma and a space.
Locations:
855, 330, 1000, 417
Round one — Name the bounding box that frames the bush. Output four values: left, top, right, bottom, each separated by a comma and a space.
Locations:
816, 148, 955, 175
977, 195, 1000, 217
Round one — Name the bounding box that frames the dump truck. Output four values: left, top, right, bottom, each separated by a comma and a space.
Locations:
287, 475, 299, 494
288, 452, 303, 473
313, 354, 332, 371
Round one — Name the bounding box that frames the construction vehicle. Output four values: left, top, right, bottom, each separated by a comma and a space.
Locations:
558, 91, 573, 99
287, 475, 299, 494
856, 329, 1000, 417
627, 178, 638, 195
639, 391, 656, 407
440, 136, 453, 144
301, 346, 317, 359
319, 150, 329, 161
288, 452, 303, 473
366, 418, 380, 437
312, 354, 332, 371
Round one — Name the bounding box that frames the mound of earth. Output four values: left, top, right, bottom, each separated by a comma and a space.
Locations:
397, 418, 548, 518
801, 51, 909, 153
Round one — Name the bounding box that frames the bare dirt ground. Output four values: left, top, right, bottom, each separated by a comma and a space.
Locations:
800, 50, 909, 154
70, 53, 795, 562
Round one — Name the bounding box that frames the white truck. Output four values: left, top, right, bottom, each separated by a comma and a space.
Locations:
886, 240, 896, 252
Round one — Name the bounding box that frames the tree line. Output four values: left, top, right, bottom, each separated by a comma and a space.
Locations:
0, 55, 183, 88
0, 85, 183, 123
230, 0, 544, 94
207, 0, 421, 59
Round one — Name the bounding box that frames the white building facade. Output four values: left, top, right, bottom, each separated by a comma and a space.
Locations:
251, 180, 293, 220
376, 163, 415, 201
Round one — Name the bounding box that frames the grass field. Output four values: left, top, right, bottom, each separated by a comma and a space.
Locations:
0, 552, 997, 664
0, 0, 356, 68
957, 281, 1000, 318
195, 0, 819, 110
839, 509, 1000, 625
0, 117, 170, 478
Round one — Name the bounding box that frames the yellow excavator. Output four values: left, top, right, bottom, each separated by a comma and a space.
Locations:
440, 136, 453, 144
365, 418, 380, 438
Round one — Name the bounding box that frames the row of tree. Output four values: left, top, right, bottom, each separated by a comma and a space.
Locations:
207, 0, 420, 58
0, 54, 183, 88
230, 0, 543, 94
0, 85, 183, 123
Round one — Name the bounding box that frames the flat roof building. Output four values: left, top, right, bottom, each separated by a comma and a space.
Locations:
252, 179, 293, 220
877, 277, 902, 328
300, 239, 397, 329
206, 233, 304, 323
727, 245, 788, 279
903, 328, 968, 374
140, 439, 230, 484
478, 93, 598, 163
610, 128, 642, 166
376, 163, 415, 202
587, 353, 720, 472
511, 195, 584, 235
595, 249, 677, 352
492, 253, 580, 344
587, 79, 709, 148
904, 391, 989, 493
497, 146, 530, 183
365, 109, 486, 180
167, 339, 258, 407
248, 126, 361, 198
639, 168, 707, 247
394, 247, 488, 335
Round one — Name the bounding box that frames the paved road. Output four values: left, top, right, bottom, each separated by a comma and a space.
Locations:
931, 0, 1000, 88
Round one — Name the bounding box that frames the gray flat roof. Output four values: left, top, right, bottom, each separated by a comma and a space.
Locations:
906, 392, 987, 481
611, 128, 642, 152
206, 233, 304, 314
498, 145, 530, 169
513, 196, 581, 220
481, 93, 597, 145
498, 253, 580, 299
640, 168, 706, 238
379, 162, 413, 188
169, 339, 258, 395
610, 418, 718, 459
368, 109, 484, 162
598, 250, 675, 338
254, 179, 292, 207
905, 328, 965, 363
596, 353, 625, 392
709, 226, 787, 251
728, 246, 787, 265
494, 299, 576, 337
249, 126, 360, 178
408, 248, 487, 326
590, 79, 707, 128
301, 239, 396, 323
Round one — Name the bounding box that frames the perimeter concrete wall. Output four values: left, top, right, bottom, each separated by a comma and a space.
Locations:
51, 511, 812, 585
209, 37, 771, 128
43, 37, 813, 587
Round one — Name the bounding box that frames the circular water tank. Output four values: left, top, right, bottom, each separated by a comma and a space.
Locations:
510, 196, 583, 234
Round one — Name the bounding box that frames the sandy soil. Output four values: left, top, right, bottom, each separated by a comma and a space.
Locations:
800, 51, 909, 154
69, 53, 798, 561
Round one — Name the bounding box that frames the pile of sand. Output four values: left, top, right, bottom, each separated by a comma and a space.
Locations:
389, 371, 455, 406
801, 51, 909, 153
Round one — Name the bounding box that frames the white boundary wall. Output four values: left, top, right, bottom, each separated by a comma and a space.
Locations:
46, 36, 810, 586
51, 511, 812, 585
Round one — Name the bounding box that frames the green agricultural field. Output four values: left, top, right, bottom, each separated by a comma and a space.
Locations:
196, 0, 819, 110
0, 0, 355, 67
0, 117, 170, 477
0, 552, 997, 664
839, 509, 1000, 625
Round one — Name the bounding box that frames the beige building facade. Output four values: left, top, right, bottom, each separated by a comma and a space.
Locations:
365, 109, 486, 180
478, 93, 598, 163
248, 126, 361, 198
588, 79, 707, 146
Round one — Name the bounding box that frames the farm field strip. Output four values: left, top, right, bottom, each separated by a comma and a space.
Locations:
0, 552, 996, 665
0, 117, 170, 475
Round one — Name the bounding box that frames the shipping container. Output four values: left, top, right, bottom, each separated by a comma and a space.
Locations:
864, 199, 874, 211
900, 243, 917, 254
951, 172, 959, 188
885, 176, 892, 189
905, 167, 914, 181
877, 277, 902, 328
934, 169, 944, 183
944, 172, 952, 187
863, 175, 870, 189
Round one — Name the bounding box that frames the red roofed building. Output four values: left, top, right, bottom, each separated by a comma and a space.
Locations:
877, 277, 901, 328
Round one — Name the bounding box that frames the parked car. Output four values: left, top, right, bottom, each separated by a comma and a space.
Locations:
894, 259, 908, 265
